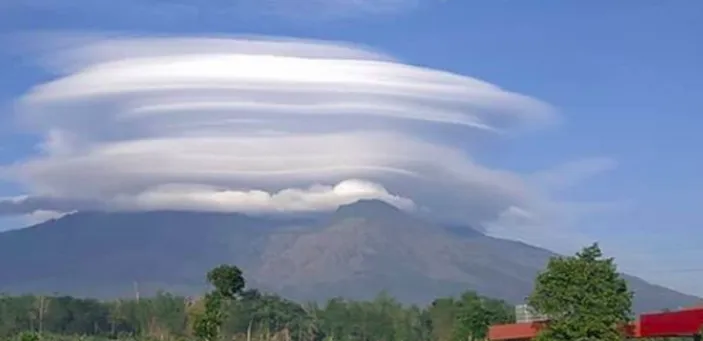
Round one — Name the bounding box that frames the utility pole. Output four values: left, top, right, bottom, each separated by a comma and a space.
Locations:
133, 281, 140, 302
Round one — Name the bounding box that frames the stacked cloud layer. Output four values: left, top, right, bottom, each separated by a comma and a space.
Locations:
1, 35, 557, 227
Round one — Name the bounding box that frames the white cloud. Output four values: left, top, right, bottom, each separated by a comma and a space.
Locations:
113, 179, 415, 213
0, 197, 70, 229
1, 33, 621, 238
483, 203, 612, 255
24, 209, 71, 225
484, 158, 626, 252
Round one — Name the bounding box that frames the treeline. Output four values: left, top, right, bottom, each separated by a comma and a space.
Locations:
0, 289, 513, 341
4, 243, 656, 341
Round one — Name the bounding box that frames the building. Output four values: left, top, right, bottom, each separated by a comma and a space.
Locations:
514, 304, 548, 323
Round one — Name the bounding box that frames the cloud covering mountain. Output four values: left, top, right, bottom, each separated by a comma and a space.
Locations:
2, 0, 702, 302
0, 34, 624, 256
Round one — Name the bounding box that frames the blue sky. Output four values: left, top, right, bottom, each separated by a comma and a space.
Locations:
0, 1, 702, 296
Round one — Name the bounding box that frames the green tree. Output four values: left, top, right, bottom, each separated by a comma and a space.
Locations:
528, 243, 633, 341
194, 293, 224, 341
207, 264, 245, 299
452, 292, 490, 341
195, 264, 246, 341
428, 297, 457, 341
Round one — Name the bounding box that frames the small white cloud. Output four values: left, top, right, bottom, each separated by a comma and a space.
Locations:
112, 179, 415, 213
24, 209, 71, 225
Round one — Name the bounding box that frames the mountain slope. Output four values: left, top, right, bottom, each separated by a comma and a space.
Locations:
254, 201, 537, 304
0, 211, 297, 297
0, 200, 698, 313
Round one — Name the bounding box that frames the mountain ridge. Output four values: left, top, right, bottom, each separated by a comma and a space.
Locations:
0, 200, 698, 313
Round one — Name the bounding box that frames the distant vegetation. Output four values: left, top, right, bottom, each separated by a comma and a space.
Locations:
0, 286, 512, 341
0, 243, 673, 341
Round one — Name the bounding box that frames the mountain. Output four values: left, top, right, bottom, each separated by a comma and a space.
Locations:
0, 200, 697, 312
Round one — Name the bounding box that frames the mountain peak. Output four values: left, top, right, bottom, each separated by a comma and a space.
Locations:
0, 204, 698, 312
333, 199, 403, 219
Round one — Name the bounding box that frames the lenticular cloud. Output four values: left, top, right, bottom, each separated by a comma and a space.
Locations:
2, 34, 556, 224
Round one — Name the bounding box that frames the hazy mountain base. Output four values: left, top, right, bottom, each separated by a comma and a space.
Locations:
0, 200, 698, 313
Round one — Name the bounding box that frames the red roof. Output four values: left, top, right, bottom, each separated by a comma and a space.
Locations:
488, 307, 703, 341
488, 320, 639, 341
639, 307, 703, 337
488, 321, 546, 341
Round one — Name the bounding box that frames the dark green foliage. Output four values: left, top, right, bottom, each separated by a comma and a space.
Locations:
194, 292, 224, 341
194, 264, 246, 340
207, 265, 245, 299
423, 292, 514, 341
0, 289, 513, 341
451, 291, 514, 341
18, 331, 39, 341
528, 243, 634, 341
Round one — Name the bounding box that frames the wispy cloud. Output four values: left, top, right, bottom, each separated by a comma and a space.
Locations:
531, 157, 618, 192
482, 156, 627, 254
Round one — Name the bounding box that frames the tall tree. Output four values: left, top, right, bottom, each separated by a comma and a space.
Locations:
194, 264, 246, 341
428, 297, 457, 341
452, 292, 485, 341
528, 243, 633, 341
207, 264, 245, 299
